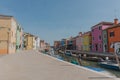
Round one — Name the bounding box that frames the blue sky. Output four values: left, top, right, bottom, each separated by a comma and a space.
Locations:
0, 0, 120, 45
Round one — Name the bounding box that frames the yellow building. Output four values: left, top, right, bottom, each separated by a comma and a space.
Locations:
0, 15, 17, 54
83, 31, 92, 51
24, 33, 36, 50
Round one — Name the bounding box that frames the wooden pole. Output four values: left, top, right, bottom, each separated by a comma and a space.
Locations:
77, 53, 82, 66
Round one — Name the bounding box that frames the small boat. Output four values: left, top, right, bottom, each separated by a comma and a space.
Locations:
65, 50, 72, 56
98, 60, 120, 71
71, 52, 78, 57
82, 57, 104, 62
59, 50, 64, 54
70, 60, 79, 65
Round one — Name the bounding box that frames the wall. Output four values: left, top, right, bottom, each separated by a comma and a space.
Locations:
0, 17, 17, 54
108, 26, 120, 53
76, 36, 83, 51
83, 32, 91, 51
92, 24, 111, 52
102, 30, 108, 52
27, 36, 33, 50
9, 18, 17, 54
0, 28, 8, 54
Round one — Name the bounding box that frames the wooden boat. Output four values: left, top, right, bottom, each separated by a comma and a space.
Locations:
70, 60, 79, 65
82, 57, 104, 62
65, 50, 72, 56
98, 60, 120, 71
71, 52, 78, 57
59, 50, 64, 54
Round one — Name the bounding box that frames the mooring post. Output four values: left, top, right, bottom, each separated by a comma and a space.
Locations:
77, 53, 82, 66
114, 52, 120, 69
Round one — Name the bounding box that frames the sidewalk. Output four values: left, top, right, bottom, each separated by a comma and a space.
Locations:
0, 50, 119, 80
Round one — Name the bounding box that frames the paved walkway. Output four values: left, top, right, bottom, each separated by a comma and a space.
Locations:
0, 50, 119, 80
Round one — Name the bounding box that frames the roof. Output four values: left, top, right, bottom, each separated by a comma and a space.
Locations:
0, 15, 21, 29
24, 32, 35, 37
0, 15, 13, 19
91, 21, 113, 29
105, 23, 120, 30
83, 31, 91, 35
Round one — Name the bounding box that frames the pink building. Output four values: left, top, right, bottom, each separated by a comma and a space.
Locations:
91, 22, 113, 52
76, 32, 83, 51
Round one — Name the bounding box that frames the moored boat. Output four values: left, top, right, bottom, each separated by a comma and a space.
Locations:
65, 50, 72, 56
82, 57, 104, 62
71, 52, 78, 57
59, 50, 64, 54
98, 60, 120, 71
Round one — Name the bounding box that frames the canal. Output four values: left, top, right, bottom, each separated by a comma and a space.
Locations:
45, 49, 120, 78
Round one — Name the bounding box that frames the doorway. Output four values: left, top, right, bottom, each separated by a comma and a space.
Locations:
95, 44, 98, 51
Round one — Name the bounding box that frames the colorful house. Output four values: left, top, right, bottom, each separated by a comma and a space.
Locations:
23, 33, 35, 50
61, 39, 66, 47
40, 40, 45, 50
16, 24, 23, 52
33, 36, 36, 50
91, 22, 113, 52
35, 36, 40, 50
54, 41, 60, 49
65, 37, 72, 50
82, 31, 92, 51
102, 30, 108, 52
32, 36, 40, 50
72, 37, 77, 50
107, 19, 120, 53
0, 15, 17, 54
60, 39, 67, 50
44, 43, 50, 51
76, 32, 83, 51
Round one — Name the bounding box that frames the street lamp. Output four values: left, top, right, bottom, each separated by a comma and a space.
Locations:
0, 27, 10, 54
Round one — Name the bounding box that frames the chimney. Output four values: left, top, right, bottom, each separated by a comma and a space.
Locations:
79, 32, 82, 36
114, 18, 119, 24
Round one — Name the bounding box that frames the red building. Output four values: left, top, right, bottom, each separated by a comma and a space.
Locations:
107, 19, 120, 53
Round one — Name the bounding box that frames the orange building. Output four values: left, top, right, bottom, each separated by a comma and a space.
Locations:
107, 19, 120, 53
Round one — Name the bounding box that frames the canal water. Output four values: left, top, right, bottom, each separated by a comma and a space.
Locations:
46, 49, 120, 78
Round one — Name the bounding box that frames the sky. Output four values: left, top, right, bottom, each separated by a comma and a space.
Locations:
0, 0, 120, 45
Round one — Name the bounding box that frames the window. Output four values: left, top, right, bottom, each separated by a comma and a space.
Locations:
92, 37, 94, 40
92, 29, 94, 32
99, 35, 101, 40
104, 34, 106, 38
110, 32, 114, 37
99, 26, 101, 30
92, 45, 94, 48
99, 44, 101, 48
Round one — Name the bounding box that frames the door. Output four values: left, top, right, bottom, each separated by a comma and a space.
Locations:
95, 44, 98, 51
